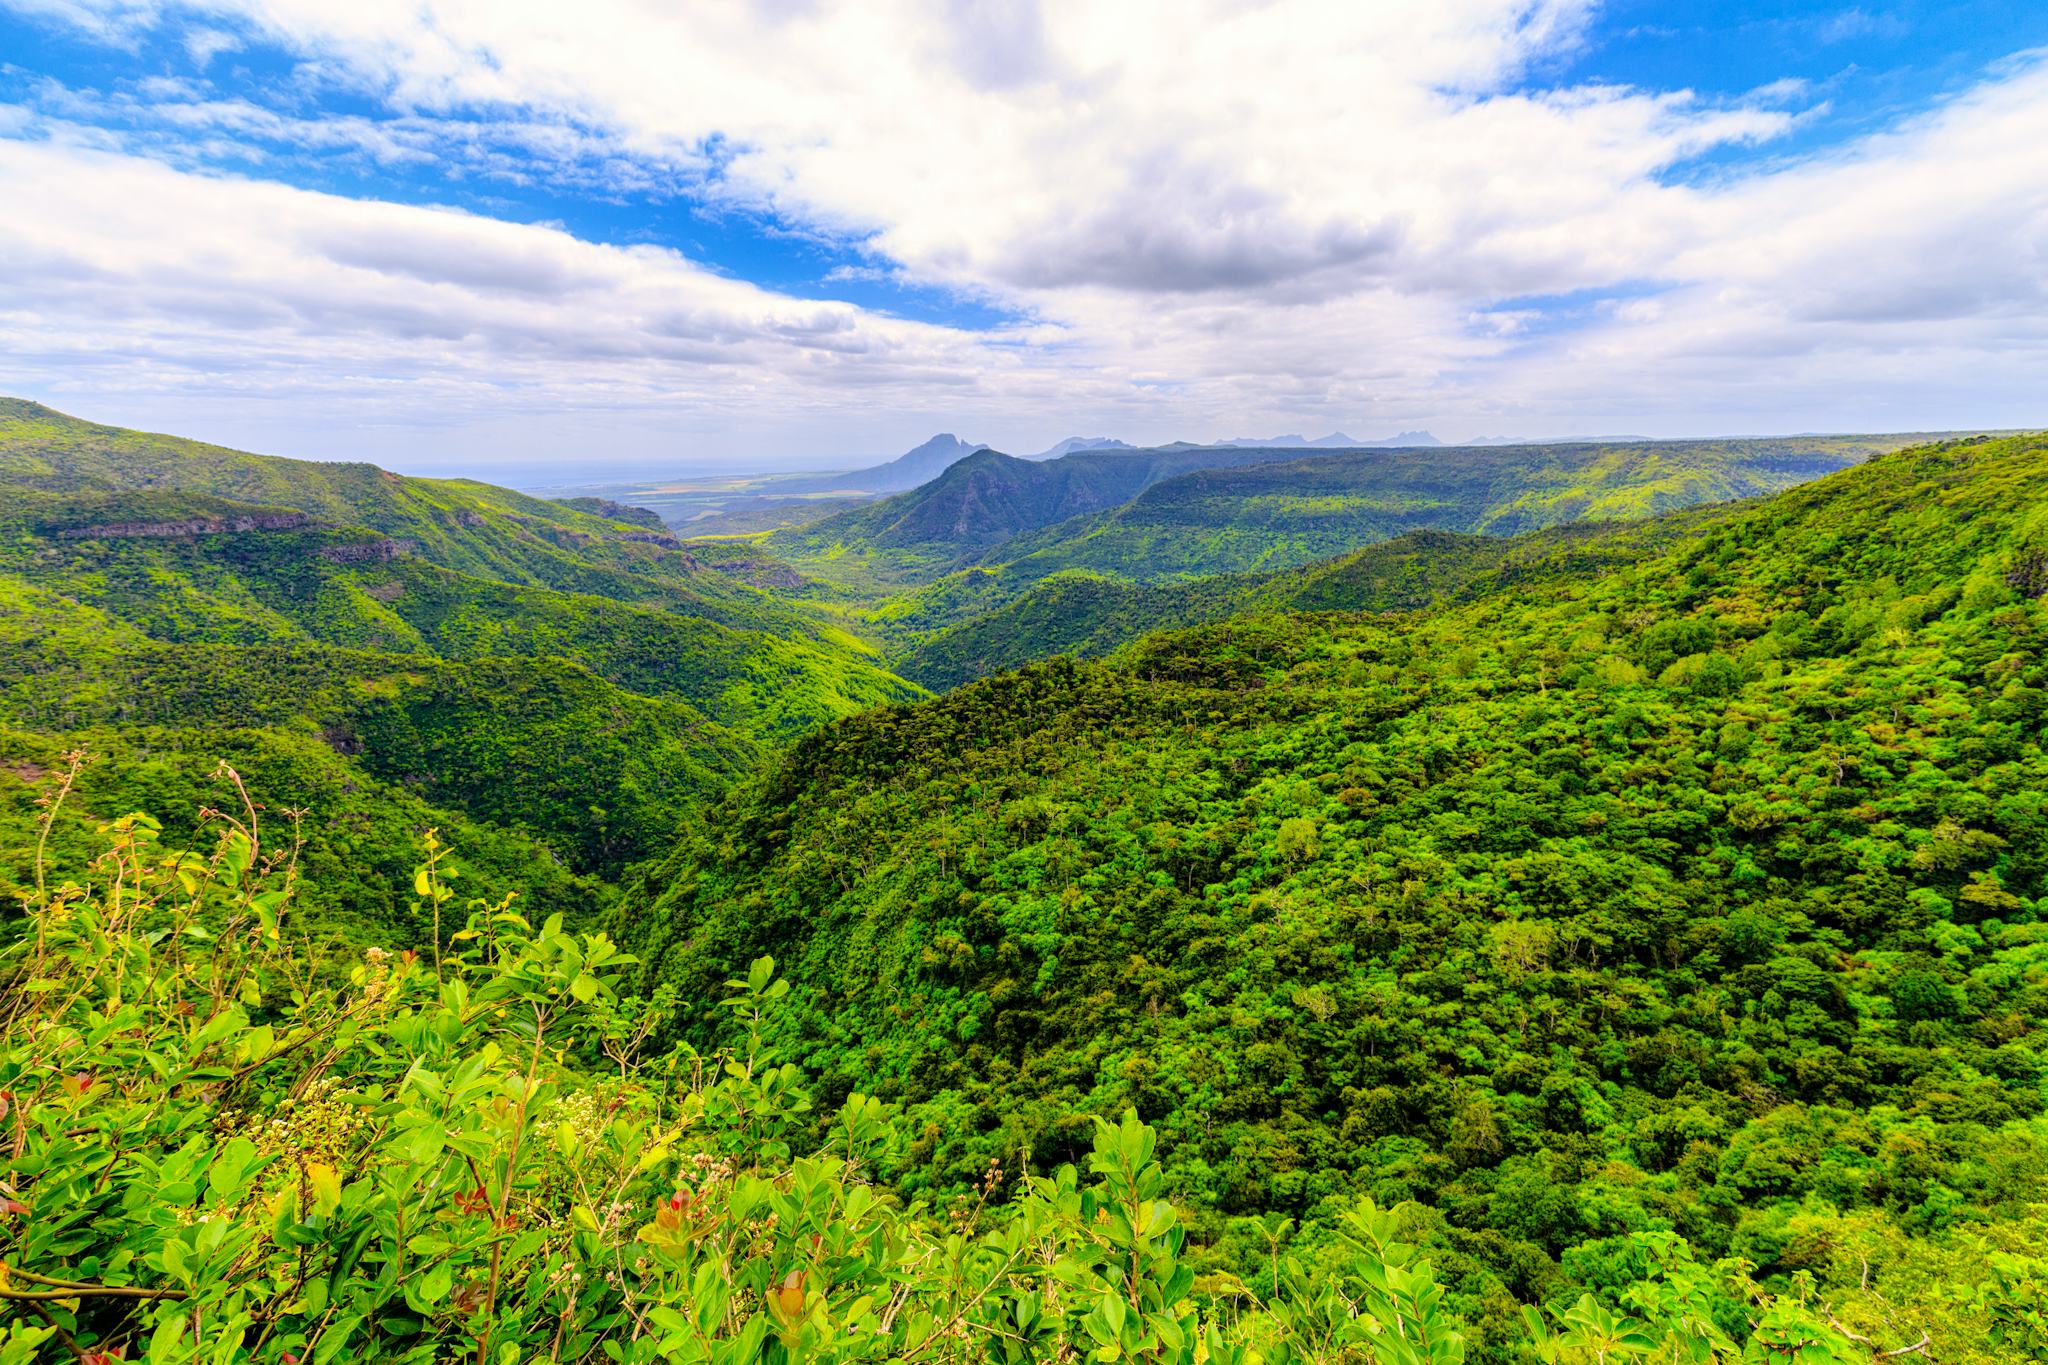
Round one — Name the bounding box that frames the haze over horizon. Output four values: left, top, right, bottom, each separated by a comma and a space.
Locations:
3, 0, 2045, 480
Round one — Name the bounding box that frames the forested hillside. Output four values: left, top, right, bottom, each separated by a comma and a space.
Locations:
767, 443, 1344, 584
892, 514, 1726, 689
833, 436, 1933, 686
1, 399, 820, 621
10, 818, 1982, 1365
620, 433, 2048, 1359
982, 436, 1916, 583
8, 402, 2043, 1363
770, 435, 1915, 596
0, 489, 914, 735
0, 402, 918, 934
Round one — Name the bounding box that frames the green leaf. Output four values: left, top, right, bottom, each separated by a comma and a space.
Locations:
1150, 1313, 1185, 1353
206, 1137, 259, 1201
308, 1163, 343, 1218
419, 1260, 453, 1305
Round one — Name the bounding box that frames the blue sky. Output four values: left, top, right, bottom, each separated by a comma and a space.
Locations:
0, 1, 2043, 473
0, 6, 1021, 329
1554, 1, 2045, 143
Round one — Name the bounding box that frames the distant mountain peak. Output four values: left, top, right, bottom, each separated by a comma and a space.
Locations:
773, 432, 989, 495
1217, 434, 1310, 448
1030, 436, 1136, 461
1214, 429, 1440, 449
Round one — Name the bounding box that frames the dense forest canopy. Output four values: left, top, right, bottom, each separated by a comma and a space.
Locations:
763, 435, 1918, 598
618, 433, 2048, 1359
2, 402, 2043, 1363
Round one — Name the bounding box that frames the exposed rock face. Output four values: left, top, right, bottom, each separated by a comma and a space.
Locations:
57, 512, 313, 539
318, 538, 413, 564
709, 556, 808, 590
520, 516, 691, 557
320, 723, 363, 756
2009, 548, 2048, 598
556, 496, 669, 532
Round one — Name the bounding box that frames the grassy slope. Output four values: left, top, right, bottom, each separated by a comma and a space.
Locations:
618, 434, 2048, 1343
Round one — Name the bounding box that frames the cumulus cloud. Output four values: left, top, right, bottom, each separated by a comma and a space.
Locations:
0, 137, 1110, 452
0, 0, 2043, 466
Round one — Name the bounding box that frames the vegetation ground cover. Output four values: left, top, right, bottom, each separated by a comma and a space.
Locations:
3, 403, 2043, 1363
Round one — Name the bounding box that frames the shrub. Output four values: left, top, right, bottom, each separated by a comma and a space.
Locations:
0, 767, 1950, 1364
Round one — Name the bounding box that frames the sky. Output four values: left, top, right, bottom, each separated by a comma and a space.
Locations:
1, 0, 2044, 477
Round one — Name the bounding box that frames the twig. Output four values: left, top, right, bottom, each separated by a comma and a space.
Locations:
26, 1302, 87, 1363
0, 1284, 186, 1301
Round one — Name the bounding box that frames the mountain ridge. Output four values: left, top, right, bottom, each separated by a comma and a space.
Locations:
765, 442, 1329, 582
770, 432, 991, 495
0, 398, 923, 926
1029, 435, 1136, 460
773, 433, 1917, 599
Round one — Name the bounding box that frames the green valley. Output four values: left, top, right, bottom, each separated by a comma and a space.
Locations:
891, 514, 1727, 689
5, 407, 2044, 1365
757, 433, 1943, 689
0, 403, 918, 933
9, 11, 2045, 1363
616, 433, 2048, 1360
765, 435, 1916, 596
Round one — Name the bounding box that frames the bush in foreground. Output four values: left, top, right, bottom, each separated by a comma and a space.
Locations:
0, 764, 2026, 1363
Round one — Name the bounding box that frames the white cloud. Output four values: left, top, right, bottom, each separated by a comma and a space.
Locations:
0, 136, 1109, 457
0, 0, 2043, 467
180, 23, 239, 64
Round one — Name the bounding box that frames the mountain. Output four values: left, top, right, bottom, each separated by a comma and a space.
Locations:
1217, 430, 1442, 448
553, 494, 667, 530
1358, 428, 1442, 447
770, 429, 1490, 581
765, 443, 1326, 586
774, 448, 1135, 559
0, 399, 921, 929
0, 398, 782, 613
617, 433, 2048, 1351
780, 433, 1912, 606
1029, 435, 1136, 460
1222, 433, 1319, 447
937, 434, 1911, 589
770, 432, 990, 495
